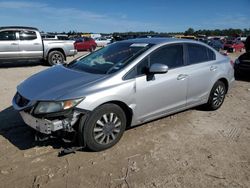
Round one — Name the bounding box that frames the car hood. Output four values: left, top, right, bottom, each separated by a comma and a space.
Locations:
17, 65, 107, 101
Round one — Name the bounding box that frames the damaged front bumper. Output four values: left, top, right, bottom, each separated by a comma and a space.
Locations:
12, 92, 85, 134
20, 111, 80, 134
19, 110, 81, 134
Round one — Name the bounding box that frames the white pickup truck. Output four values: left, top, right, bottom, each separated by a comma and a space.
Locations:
0, 26, 77, 65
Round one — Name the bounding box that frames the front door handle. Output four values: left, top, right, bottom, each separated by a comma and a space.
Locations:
210, 66, 218, 71
33, 43, 40, 45
11, 43, 18, 45
177, 74, 188, 80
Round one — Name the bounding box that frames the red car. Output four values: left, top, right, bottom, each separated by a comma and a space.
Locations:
223, 40, 244, 52
74, 37, 97, 52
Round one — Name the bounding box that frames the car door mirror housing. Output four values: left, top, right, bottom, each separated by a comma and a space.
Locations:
149, 63, 169, 74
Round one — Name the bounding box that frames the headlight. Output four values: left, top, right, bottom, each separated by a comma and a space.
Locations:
34, 98, 84, 114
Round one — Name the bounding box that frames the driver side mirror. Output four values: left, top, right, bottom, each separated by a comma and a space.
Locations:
149, 63, 169, 74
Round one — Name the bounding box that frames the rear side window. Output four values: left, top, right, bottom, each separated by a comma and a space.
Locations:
187, 44, 215, 64
207, 48, 216, 61
0, 31, 16, 40
150, 44, 184, 69
19, 30, 37, 40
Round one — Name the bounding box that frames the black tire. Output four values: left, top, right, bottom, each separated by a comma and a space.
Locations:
89, 46, 95, 52
79, 104, 126, 151
47, 50, 64, 65
205, 81, 226, 110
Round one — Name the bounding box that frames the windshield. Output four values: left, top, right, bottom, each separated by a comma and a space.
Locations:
67, 42, 153, 74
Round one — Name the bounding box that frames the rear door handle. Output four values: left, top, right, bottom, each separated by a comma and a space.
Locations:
177, 74, 188, 80
210, 66, 218, 71
11, 43, 18, 45
33, 43, 40, 45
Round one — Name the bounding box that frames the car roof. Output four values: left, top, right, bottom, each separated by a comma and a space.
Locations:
120, 37, 200, 45
0, 26, 39, 31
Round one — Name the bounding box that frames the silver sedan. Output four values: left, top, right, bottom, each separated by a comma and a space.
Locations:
13, 38, 234, 151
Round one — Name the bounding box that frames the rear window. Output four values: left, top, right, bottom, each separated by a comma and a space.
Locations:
57, 36, 69, 40
76, 38, 83, 42
19, 30, 37, 40
226, 41, 233, 44
187, 44, 215, 64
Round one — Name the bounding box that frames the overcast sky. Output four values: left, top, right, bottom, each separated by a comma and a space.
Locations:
0, 0, 250, 33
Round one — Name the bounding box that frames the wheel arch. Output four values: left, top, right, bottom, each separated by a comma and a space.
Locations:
99, 100, 133, 129
217, 77, 229, 93
47, 48, 66, 60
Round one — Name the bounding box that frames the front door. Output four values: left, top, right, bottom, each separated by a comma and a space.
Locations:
0, 30, 20, 59
134, 44, 188, 122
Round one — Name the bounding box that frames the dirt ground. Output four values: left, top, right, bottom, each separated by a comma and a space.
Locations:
0, 52, 249, 188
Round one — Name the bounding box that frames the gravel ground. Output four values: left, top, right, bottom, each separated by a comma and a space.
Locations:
0, 51, 249, 188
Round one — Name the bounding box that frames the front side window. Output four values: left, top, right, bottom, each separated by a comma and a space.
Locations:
125, 44, 184, 80
67, 42, 153, 74
19, 30, 37, 40
150, 44, 184, 69
187, 44, 216, 64
0, 31, 16, 41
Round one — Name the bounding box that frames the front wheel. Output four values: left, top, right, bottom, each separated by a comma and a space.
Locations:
205, 81, 226, 110
47, 51, 64, 65
79, 104, 126, 151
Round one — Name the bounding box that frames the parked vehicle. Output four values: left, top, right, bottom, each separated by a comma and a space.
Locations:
234, 52, 250, 78
245, 36, 250, 52
208, 39, 224, 51
12, 38, 234, 151
175, 35, 196, 40
0, 26, 77, 65
95, 37, 111, 47
223, 40, 244, 52
236, 37, 247, 43
74, 37, 97, 52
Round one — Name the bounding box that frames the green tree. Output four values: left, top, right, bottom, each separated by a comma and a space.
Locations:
184, 28, 195, 35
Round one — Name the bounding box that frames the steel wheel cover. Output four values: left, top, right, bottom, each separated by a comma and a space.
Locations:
52, 53, 63, 64
93, 113, 122, 145
212, 85, 225, 107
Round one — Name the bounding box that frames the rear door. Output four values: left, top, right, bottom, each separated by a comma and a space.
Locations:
184, 43, 217, 106
18, 30, 43, 59
0, 30, 20, 59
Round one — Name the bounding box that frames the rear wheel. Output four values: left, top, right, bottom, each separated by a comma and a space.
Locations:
47, 50, 64, 65
79, 104, 126, 151
205, 81, 226, 110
